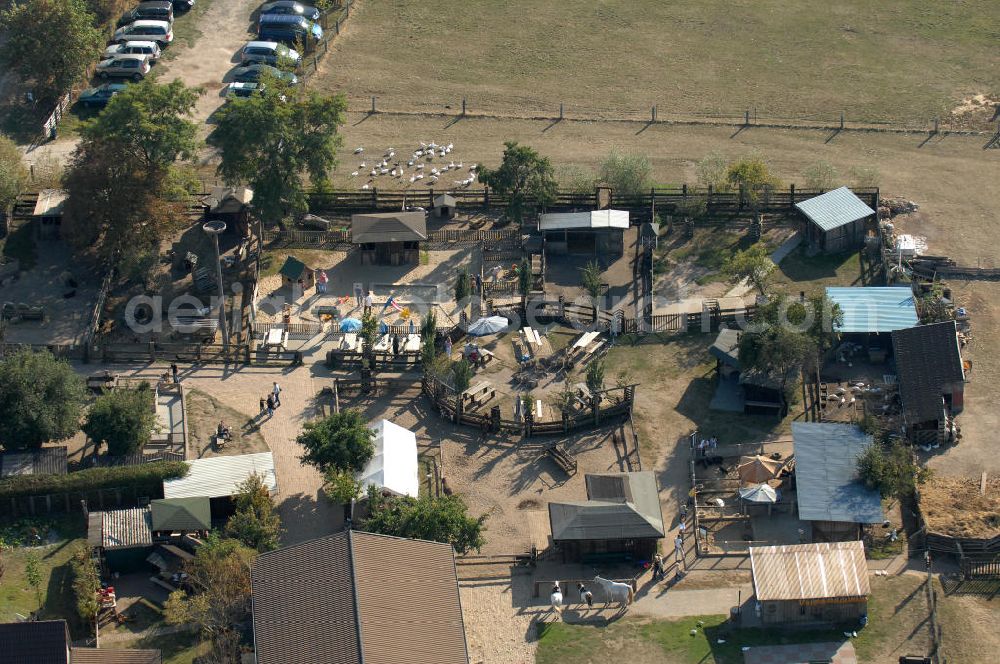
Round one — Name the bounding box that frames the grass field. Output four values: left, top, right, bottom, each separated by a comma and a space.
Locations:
321, 0, 999, 125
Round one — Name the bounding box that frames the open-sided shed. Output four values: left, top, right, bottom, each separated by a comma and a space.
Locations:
351, 212, 427, 265
538, 209, 628, 256
795, 187, 875, 253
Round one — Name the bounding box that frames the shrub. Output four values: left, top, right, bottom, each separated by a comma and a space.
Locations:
597, 148, 652, 196
0, 461, 188, 500
451, 359, 473, 394
82, 384, 157, 457
363, 489, 487, 555
70, 542, 100, 623
297, 410, 375, 474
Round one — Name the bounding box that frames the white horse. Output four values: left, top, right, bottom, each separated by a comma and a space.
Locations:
593, 575, 634, 610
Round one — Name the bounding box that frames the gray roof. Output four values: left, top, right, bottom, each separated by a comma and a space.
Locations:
150, 497, 211, 532
433, 194, 457, 207
792, 422, 884, 524
0, 446, 67, 477
549, 471, 665, 541
892, 321, 965, 423
795, 186, 875, 232
0, 620, 69, 664
351, 212, 427, 244
709, 328, 740, 369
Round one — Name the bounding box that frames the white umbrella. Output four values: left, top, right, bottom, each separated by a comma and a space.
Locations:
467, 316, 508, 336
738, 483, 778, 504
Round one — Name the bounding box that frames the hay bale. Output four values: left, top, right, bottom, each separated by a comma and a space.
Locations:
918, 475, 1000, 539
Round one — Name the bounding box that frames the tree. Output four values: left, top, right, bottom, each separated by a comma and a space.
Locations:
723, 244, 775, 297
363, 490, 487, 555
585, 357, 605, 393
0, 350, 86, 450
209, 84, 347, 221
579, 260, 604, 302
225, 473, 281, 552
70, 542, 100, 624
24, 552, 42, 613
82, 79, 201, 170
737, 302, 815, 405
726, 155, 780, 203
0, 0, 103, 103
0, 134, 28, 213
802, 161, 838, 190
323, 467, 363, 504
857, 432, 929, 500
555, 164, 594, 194
597, 148, 652, 196
695, 151, 728, 190
419, 309, 437, 343
454, 268, 470, 303
297, 410, 375, 473
477, 141, 557, 225
82, 384, 157, 457
451, 358, 472, 394
164, 535, 256, 663
849, 165, 880, 189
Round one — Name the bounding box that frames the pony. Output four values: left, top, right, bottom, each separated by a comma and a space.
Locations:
593, 575, 634, 610
549, 581, 564, 613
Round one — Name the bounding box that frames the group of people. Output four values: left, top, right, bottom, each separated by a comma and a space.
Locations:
258, 381, 282, 419
696, 436, 719, 456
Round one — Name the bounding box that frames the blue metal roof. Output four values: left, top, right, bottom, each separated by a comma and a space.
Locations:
792, 422, 884, 524
825, 286, 918, 333
795, 186, 876, 232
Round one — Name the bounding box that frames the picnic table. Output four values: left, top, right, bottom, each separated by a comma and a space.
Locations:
522, 327, 542, 347
572, 331, 600, 350
402, 333, 421, 352
373, 334, 392, 352
341, 333, 360, 352
262, 328, 288, 352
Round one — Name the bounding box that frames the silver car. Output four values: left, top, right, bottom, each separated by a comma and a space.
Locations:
95, 54, 151, 80
240, 40, 300, 66
112, 20, 174, 46
104, 40, 161, 62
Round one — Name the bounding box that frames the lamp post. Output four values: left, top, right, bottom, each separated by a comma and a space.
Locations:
203, 220, 229, 352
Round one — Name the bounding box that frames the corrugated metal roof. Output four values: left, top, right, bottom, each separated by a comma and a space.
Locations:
795, 187, 875, 232
792, 423, 884, 524
750, 541, 870, 601
99, 507, 153, 549
163, 452, 277, 499
549, 471, 665, 541
351, 212, 427, 243
538, 209, 629, 231
33, 189, 67, 217
825, 286, 918, 333
0, 447, 67, 477
708, 328, 740, 368
252, 530, 468, 664
71, 648, 162, 664
150, 497, 211, 532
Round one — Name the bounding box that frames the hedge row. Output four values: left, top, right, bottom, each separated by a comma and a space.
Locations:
0, 460, 189, 500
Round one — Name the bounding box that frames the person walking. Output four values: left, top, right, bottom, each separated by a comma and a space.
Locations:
364, 290, 374, 313
652, 553, 664, 581
444, 336, 453, 359
316, 269, 328, 293
272, 381, 281, 407
259, 396, 267, 417
170, 362, 179, 384
266, 394, 275, 419
674, 534, 685, 566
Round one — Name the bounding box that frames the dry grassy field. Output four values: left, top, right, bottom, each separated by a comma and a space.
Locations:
320, 0, 1000, 126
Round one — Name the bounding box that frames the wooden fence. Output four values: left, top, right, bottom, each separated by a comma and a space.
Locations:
262, 226, 518, 248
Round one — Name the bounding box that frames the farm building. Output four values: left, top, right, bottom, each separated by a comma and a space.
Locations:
795, 187, 876, 253
163, 452, 277, 517
278, 255, 316, 290
0, 446, 67, 477
792, 422, 884, 542
432, 193, 457, 219
0, 619, 161, 663
203, 185, 253, 235
150, 497, 212, 535
357, 419, 419, 498
548, 471, 665, 563
708, 328, 787, 416
32, 189, 67, 240
750, 540, 870, 625
538, 209, 628, 257
251, 530, 469, 664
351, 211, 427, 265
825, 286, 918, 361
87, 506, 154, 571
892, 321, 966, 445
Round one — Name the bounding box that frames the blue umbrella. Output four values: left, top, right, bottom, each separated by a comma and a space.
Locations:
467, 316, 509, 337
379, 321, 389, 334
340, 318, 362, 332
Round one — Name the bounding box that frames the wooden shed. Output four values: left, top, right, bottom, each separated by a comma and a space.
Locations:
432, 193, 457, 219
538, 210, 628, 256
33, 189, 67, 240
204, 186, 253, 236
750, 541, 870, 626
795, 187, 875, 254
892, 321, 966, 445
278, 255, 315, 290
351, 212, 427, 265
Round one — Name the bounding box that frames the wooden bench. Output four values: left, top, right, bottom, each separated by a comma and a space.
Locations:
546, 442, 577, 476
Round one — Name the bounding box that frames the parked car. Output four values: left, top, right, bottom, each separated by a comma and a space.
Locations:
143, 0, 194, 9
231, 64, 297, 85
240, 41, 300, 66
95, 54, 151, 80
113, 20, 173, 46
104, 40, 162, 62
78, 83, 128, 108
117, 1, 173, 26
257, 14, 322, 44
226, 81, 263, 98
259, 1, 320, 21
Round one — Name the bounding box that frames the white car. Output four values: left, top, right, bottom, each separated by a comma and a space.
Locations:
104, 40, 161, 62
113, 20, 173, 46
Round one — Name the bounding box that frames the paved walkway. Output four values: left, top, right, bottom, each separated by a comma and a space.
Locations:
724, 231, 802, 298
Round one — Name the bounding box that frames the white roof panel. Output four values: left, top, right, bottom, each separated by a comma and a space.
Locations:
358, 420, 419, 498
539, 209, 629, 231
164, 452, 277, 499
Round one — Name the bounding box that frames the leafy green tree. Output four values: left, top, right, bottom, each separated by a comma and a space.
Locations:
802, 161, 838, 190
695, 151, 728, 190
579, 260, 603, 302
454, 268, 470, 303
0, 0, 103, 103
297, 410, 375, 473
82, 79, 201, 170
477, 141, 558, 225
82, 384, 157, 457
0, 350, 86, 450
363, 489, 487, 555
726, 155, 781, 203
786, 293, 843, 368
585, 357, 605, 393
857, 431, 929, 500
24, 552, 42, 612
420, 337, 437, 369
0, 134, 28, 213
323, 467, 362, 504
209, 84, 347, 221
360, 310, 378, 348
723, 244, 774, 297
164, 535, 256, 663
225, 473, 281, 552
451, 358, 472, 394
597, 148, 652, 196
737, 299, 815, 403
420, 309, 437, 343
70, 542, 100, 624
555, 164, 594, 194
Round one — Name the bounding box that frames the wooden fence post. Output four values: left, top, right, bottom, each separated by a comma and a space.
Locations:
840, 112, 845, 130
651, 105, 656, 122
370, 96, 376, 114
559, 103, 563, 120
744, 109, 750, 126
462, 97, 466, 115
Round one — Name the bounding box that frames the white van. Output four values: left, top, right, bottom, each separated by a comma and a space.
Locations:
113, 20, 174, 46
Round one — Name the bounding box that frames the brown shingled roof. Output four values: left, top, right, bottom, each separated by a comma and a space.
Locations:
892, 321, 965, 423
252, 530, 469, 664
71, 647, 162, 664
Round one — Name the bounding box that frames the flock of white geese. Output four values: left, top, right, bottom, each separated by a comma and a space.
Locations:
348, 142, 480, 190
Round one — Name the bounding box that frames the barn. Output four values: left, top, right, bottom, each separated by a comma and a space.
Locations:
538, 209, 628, 257
351, 211, 427, 265
795, 187, 876, 254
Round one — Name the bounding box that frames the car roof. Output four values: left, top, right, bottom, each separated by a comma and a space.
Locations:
105, 53, 149, 61
129, 19, 171, 27
138, 1, 172, 7
263, 1, 303, 8
259, 13, 309, 24
245, 40, 280, 49
121, 40, 159, 47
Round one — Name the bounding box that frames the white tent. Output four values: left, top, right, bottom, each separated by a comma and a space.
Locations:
358, 420, 419, 498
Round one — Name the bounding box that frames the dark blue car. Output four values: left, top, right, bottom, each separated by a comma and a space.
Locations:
260, 1, 320, 21
257, 13, 322, 44
78, 83, 128, 108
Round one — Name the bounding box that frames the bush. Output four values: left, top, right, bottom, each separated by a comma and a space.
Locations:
297, 410, 375, 474
802, 161, 838, 190
451, 359, 473, 394
363, 490, 487, 555
323, 468, 362, 504
597, 148, 652, 196
0, 461, 188, 500
70, 542, 100, 623
82, 384, 157, 457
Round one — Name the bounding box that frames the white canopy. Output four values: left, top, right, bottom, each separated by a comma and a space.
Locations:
538, 209, 629, 231
358, 420, 419, 498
